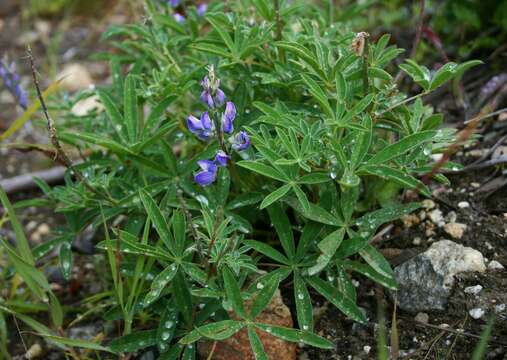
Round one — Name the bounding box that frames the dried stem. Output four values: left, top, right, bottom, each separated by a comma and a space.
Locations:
394, 0, 425, 85
27, 46, 116, 205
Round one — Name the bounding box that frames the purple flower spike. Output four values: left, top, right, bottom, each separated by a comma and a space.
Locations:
221, 101, 236, 134
174, 13, 185, 23
195, 160, 217, 186
0, 60, 28, 110
187, 112, 213, 140
197, 3, 208, 16
215, 150, 230, 167
232, 131, 250, 151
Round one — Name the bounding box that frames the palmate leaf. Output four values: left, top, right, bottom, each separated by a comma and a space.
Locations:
307, 276, 366, 323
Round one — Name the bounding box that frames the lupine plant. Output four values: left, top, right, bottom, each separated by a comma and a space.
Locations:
0, 0, 481, 358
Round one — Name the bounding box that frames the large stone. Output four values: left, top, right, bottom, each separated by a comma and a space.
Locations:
393, 240, 486, 312
198, 289, 296, 360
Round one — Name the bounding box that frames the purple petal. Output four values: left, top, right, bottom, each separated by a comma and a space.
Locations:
187, 115, 203, 133
197, 160, 216, 172
222, 101, 236, 134
201, 76, 211, 90
232, 131, 251, 151
201, 111, 213, 130
214, 150, 230, 167
197, 3, 208, 16
169, 0, 180, 7
173, 13, 185, 23
195, 170, 217, 186
214, 89, 225, 107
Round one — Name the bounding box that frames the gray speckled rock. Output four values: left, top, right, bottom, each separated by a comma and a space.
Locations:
393, 240, 486, 312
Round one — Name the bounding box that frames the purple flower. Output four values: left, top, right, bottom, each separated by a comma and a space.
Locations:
173, 13, 185, 22
197, 3, 208, 16
232, 131, 250, 151
194, 160, 217, 186
200, 74, 225, 109
0, 60, 28, 109
221, 101, 236, 134
215, 150, 229, 166
187, 112, 213, 140
169, 0, 180, 7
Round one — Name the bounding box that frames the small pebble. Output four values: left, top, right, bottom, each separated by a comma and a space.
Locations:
471, 182, 480, 188
26, 343, 43, 359
464, 285, 483, 295
37, 223, 50, 235
428, 209, 444, 225
363, 345, 371, 354
414, 312, 429, 324
443, 222, 467, 239
494, 304, 505, 313
469, 308, 485, 319
488, 260, 504, 270
458, 201, 470, 209
412, 237, 422, 246
422, 199, 436, 210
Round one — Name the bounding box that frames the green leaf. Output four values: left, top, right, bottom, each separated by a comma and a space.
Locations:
308, 228, 345, 276
180, 320, 244, 344
171, 209, 186, 256
286, 198, 342, 227
250, 273, 280, 319
344, 260, 398, 290
139, 190, 174, 252
301, 74, 334, 120
339, 94, 374, 125
109, 329, 157, 353
144, 264, 178, 306
244, 240, 290, 265
237, 161, 288, 182
0, 187, 34, 264
248, 326, 268, 360
355, 203, 421, 236
260, 184, 291, 209
292, 184, 310, 213
96, 89, 126, 141
297, 173, 330, 184
366, 131, 436, 165
429, 62, 456, 90
267, 203, 295, 259
361, 165, 431, 197
143, 95, 177, 136
172, 271, 193, 325
124, 74, 139, 143
255, 323, 333, 349
58, 242, 72, 280
222, 266, 246, 318
307, 276, 366, 323
294, 273, 313, 331
157, 306, 178, 352
206, 14, 235, 53
275, 41, 325, 79
359, 244, 394, 279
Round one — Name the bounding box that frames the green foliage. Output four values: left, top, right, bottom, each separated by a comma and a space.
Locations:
0, 0, 480, 357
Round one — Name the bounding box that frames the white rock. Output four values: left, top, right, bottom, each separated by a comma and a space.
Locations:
58, 63, 93, 92
414, 312, 429, 324
425, 240, 486, 278
363, 345, 371, 354
457, 201, 470, 209
443, 222, 467, 239
71, 95, 104, 116
413, 237, 422, 246
494, 304, 505, 313
428, 209, 444, 225
488, 260, 504, 270
469, 308, 485, 319
464, 285, 483, 295
25, 343, 42, 359
422, 199, 436, 210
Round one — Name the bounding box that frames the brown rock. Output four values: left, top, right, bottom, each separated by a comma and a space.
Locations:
198, 289, 296, 360
443, 222, 467, 239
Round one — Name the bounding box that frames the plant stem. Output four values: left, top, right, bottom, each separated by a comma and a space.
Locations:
274, 0, 285, 62
362, 36, 370, 97
377, 92, 427, 117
